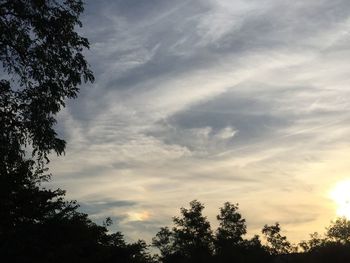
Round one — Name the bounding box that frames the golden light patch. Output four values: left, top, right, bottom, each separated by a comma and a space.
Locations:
330, 179, 350, 219
127, 211, 150, 221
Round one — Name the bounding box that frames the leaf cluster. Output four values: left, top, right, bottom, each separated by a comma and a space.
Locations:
0, 0, 94, 161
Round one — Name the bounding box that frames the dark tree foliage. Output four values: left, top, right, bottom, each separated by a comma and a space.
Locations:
153, 200, 214, 263
153, 201, 269, 263
215, 202, 246, 251
214, 202, 269, 263
153, 202, 350, 263
172, 200, 214, 262
152, 227, 176, 261
299, 232, 325, 253
0, 0, 94, 161
294, 218, 350, 263
262, 223, 296, 255
0, 146, 153, 262
0, 1, 152, 262
326, 217, 350, 244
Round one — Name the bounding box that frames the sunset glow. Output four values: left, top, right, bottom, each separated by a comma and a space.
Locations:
330, 180, 350, 219
128, 211, 151, 222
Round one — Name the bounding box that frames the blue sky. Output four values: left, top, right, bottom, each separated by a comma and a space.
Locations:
49, 0, 350, 243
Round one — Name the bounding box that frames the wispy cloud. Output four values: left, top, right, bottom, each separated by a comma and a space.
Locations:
49, 0, 350, 243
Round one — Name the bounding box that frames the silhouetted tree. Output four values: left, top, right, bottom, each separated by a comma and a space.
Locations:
326, 217, 350, 244
215, 202, 246, 247
262, 223, 296, 255
299, 232, 325, 252
153, 201, 350, 263
241, 235, 270, 263
154, 201, 272, 263
1, 0, 93, 254
152, 227, 176, 261
0, 0, 94, 240
296, 218, 350, 263
0, 1, 153, 262
214, 202, 247, 262
213, 202, 270, 263
153, 200, 214, 263
0, 0, 94, 160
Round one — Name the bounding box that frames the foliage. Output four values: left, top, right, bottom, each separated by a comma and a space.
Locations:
153, 202, 350, 263
153, 200, 214, 263
173, 200, 214, 258
215, 202, 247, 251
262, 223, 297, 255
299, 232, 325, 252
0, 1, 152, 262
326, 217, 350, 244
152, 227, 176, 260
0, 0, 94, 161
214, 202, 269, 262
153, 201, 269, 263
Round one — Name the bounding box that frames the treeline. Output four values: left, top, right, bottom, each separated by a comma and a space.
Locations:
3, 173, 350, 263
151, 200, 350, 263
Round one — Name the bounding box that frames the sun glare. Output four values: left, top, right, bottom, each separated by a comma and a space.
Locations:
330, 179, 350, 219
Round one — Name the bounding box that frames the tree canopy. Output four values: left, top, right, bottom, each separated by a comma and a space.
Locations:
215, 202, 247, 251
0, 1, 152, 262
153, 200, 269, 263
153, 200, 350, 263
0, 0, 94, 161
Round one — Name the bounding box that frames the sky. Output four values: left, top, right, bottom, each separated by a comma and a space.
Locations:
49, 0, 350, 244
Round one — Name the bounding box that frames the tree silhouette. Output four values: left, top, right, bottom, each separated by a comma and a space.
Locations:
262, 223, 296, 255
296, 218, 350, 263
173, 200, 214, 262
0, 0, 94, 240
153, 200, 214, 263
153, 201, 272, 263
215, 202, 246, 251
0, 0, 94, 160
214, 202, 269, 262
152, 201, 350, 263
152, 227, 176, 261
0, 1, 153, 262
299, 232, 325, 252
326, 217, 350, 244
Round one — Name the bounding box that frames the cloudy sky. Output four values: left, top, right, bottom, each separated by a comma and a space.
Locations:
49, 0, 350, 244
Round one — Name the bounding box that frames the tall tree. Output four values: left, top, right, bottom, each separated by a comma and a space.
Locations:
0, 0, 93, 228
152, 227, 176, 261
0, 0, 94, 162
299, 232, 325, 252
215, 202, 247, 251
153, 200, 214, 263
326, 217, 350, 244
172, 200, 214, 262
262, 223, 296, 255
0, 2, 156, 262
0, 0, 94, 237
214, 202, 268, 263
